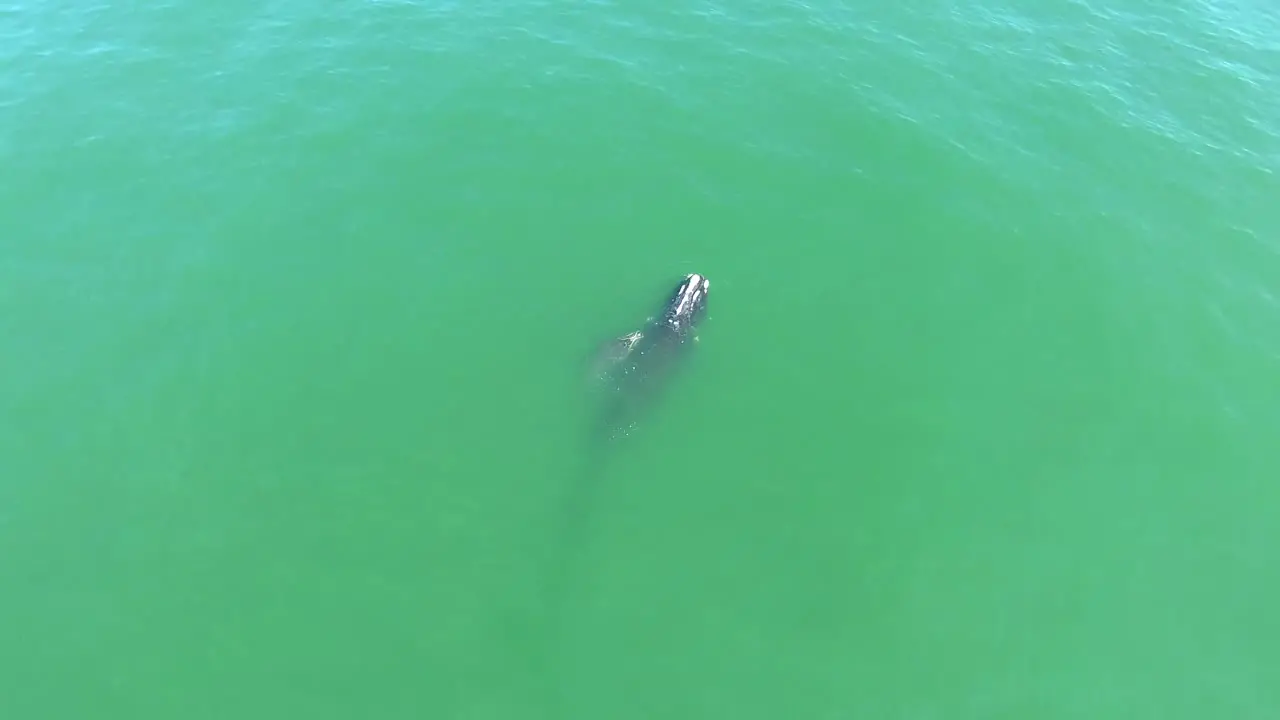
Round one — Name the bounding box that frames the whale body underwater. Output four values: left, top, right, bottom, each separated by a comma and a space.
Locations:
588, 272, 710, 442
535, 273, 713, 683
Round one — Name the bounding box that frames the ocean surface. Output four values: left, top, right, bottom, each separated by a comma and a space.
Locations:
3, 0, 1279, 717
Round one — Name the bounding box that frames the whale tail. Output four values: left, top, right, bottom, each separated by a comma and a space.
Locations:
542, 429, 612, 612
520, 434, 614, 718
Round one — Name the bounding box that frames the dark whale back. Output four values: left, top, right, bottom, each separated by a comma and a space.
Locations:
589, 273, 710, 443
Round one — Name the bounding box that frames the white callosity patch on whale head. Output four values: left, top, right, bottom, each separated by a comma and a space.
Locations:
671, 273, 708, 323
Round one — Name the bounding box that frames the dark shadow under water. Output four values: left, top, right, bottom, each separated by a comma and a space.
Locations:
527, 361, 699, 719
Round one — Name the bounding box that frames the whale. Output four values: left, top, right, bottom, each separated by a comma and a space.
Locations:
588, 272, 710, 442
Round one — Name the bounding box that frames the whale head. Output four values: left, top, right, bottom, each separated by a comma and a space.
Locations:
660, 273, 710, 335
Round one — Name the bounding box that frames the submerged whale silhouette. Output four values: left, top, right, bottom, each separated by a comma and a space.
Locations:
530, 272, 713, 716
588, 272, 711, 442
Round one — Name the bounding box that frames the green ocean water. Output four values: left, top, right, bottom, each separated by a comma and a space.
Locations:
3, 0, 1279, 717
